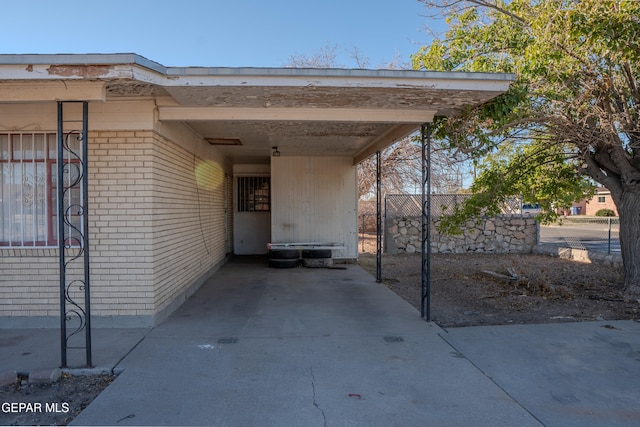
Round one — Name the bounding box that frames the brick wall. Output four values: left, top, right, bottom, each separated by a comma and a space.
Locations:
0, 249, 59, 318
89, 130, 156, 320
1, 128, 231, 327
150, 132, 228, 314
585, 192, 619, 216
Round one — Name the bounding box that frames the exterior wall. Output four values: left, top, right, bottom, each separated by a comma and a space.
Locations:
585, 190, 618, 216
0, 101, 231, 327
150, 130, 230, 315
89, 130, 155, 321
271, 156, 358, 259
385, 215, 538, 255
0, 248, 59, 319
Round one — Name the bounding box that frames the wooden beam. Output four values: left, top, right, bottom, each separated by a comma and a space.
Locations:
352, 124, 422, 164
0, 81, 106, 102
158, 106, 435, 124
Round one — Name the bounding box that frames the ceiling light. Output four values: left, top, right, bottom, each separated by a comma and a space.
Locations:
205, 138, 242, 146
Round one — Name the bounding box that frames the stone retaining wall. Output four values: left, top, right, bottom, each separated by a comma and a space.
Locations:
385, 216, 538, 254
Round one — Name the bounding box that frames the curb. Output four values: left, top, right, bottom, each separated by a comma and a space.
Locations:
0, 370, 17, 386
28, 368, 61, 384
533, 243, 622, 268
62, 367, 121, 376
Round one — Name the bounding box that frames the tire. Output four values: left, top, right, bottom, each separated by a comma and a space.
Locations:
268, 259, 299, 269
302, 258, 333, 268
267, 249, 299, 260
301, 249, 332, 259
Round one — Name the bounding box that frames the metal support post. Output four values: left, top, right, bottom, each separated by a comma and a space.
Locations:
376, 151, 382, 282
608, 217, 612, 255
58, 101, 92, 368
421, 124, 432, 321
361, 214, 365, 253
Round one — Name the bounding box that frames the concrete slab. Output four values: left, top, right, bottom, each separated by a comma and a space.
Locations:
440, 321, 640, 427
6, 257, 637, 426
0, 327, 150, 373
72, 260, 538, 426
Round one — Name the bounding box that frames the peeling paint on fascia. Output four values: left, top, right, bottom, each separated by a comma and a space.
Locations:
47, 64, 115, 78
395, 83, 436, 89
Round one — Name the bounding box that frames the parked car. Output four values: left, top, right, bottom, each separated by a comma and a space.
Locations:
519, 203, 542, 215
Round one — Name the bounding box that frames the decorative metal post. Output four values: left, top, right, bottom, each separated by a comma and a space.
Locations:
421, 124, 432, 321
376, 150, 382, 283
58, 101, 92, 368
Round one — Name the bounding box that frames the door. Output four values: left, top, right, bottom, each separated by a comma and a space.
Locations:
233, 175, 271, 254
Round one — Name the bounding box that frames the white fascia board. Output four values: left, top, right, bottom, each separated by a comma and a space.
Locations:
0, 53, 165, 72
159, 68, 514, 92
0, 63, 136, 80
0, 54, 514, 92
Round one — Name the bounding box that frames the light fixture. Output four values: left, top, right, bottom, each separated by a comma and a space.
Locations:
205, 137, 242, 146
272, 146, 281, 157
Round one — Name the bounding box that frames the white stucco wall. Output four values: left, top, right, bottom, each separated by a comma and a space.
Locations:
271, 156, 358, 259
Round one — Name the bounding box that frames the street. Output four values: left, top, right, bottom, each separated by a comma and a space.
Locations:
539, 220, 620, 254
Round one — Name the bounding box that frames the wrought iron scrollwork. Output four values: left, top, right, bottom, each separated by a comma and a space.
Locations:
58, 102, 91, 368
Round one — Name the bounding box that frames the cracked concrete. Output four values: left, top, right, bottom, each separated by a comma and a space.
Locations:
310, 367, 327, 427
43, 257, 639, 427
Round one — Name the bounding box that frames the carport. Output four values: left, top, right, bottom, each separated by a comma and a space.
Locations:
155, 65, 514, 319
0, 54, 513, 368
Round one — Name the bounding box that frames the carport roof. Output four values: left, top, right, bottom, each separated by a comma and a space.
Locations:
0, 53, 514, 164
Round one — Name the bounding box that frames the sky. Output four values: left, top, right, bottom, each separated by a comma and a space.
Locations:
0, 0, 441, 69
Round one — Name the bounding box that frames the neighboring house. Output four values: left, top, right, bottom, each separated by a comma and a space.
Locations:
570, 200, 587, 216
0, 54, 513, 327
585, 187, 619, 216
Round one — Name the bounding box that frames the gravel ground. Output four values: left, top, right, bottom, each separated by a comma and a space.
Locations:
0, 373, 114, 426
358, 235, 639, 327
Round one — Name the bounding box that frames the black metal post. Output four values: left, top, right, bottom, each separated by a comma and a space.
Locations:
58, 101, 92, 368
608, 217, 612, 255
376, 150, 382, 283
361, 214, 365, 253
81, 101, 92, 367
57, 102, 67, 368
421, 124, 432, 321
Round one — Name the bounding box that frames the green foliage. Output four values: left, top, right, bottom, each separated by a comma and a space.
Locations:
413, 0, 639, 237
595, 209, 616, 217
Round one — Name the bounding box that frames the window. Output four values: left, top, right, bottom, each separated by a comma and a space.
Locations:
0, 132, 82, 247
237, 176, 270, 212
597, 196, 606, 204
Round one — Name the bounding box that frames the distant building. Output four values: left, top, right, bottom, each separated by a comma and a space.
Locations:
568, 199, 587, 216
584, 187, 619, 216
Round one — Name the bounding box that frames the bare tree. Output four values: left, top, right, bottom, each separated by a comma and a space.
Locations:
286, 44, 468, 200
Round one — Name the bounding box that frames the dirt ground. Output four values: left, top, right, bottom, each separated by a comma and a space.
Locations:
358, 235, 639, 327
0, 373, 114, 426
3, 240, 638, 426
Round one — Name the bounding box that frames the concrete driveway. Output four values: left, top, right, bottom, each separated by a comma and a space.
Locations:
68, 257, 639, 426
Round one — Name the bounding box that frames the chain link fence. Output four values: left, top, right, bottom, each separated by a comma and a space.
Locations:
539, 217, 620, 254
384, 194, 522, 218
360, 194, 621, 256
